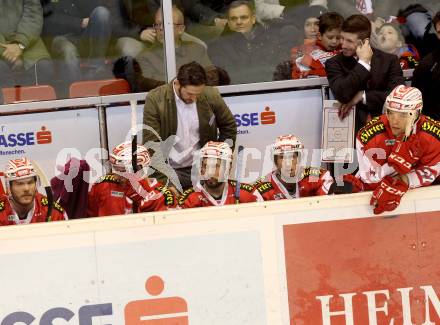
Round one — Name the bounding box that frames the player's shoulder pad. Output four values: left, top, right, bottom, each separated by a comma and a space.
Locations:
301, 167, 323, 178
40, 196, 64, 213
229, 180, 254, 193
420, 116, 440, 141
53, 201, 65, 213
178, 188, 195, 205
255, 181, 273, 194
96, 174, 120, 184
156, 185, 176, 206
358, 116, 386, 144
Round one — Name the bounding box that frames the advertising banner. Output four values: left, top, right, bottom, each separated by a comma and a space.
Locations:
0, 227, 268, 324
0, 109, 102, 181
281, 209, 440, 325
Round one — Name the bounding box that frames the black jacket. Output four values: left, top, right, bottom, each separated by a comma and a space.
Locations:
412, 48, 440, 121
208, 24, 285, 84
41, 0, 100, 36
325, 49, 404, 116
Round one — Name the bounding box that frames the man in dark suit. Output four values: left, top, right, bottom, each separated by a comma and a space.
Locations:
325, 14, 404, 131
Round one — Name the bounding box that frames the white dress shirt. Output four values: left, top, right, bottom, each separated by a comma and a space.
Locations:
169, 82, 201, 168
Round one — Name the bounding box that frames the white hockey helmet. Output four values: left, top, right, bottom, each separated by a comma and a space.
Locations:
110, 141, 151, 171
4, 157, 40, 192
384, 85, 423, 137
199, 141, 232, 180
272, 134, 304, 157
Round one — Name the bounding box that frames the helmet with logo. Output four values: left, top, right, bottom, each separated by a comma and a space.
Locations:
272, 134, 304, 157
384, 85, 423, 136
272, 135, 304, 182
4, 157, 40, 192
199, 141, 233, 181
110, 142, 151, 172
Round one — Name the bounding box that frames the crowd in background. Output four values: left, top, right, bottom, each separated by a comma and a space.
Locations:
1, 0, 440, 100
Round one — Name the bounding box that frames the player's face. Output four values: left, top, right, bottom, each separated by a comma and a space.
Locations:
378, 25, 401, 53
10, 177, 37, 207
176, 81, 205, 104
304, 17, 320, 40
340, 32, 361, 57
201, 158, 227, 188
320, 28, 341, 51
275, 153, 298, 179
387, 110, 410, 137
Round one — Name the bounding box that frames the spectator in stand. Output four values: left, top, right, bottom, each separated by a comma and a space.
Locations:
87, 142, 176, 217
0, 0, 54, 89
142, 62, 236, 192
325, 14, 404, 131
208, 0, 286, 84
0, 158, 67, 226
397, 2, 440, 58
179, 141, 258, 208
134, 6, 214, 83
253, 135, 334, 200
412, 11, 440, 121
274, 11, 342, 80
41, 0, 112, 91
113, 0, 207, 58
376, 23, 420, 70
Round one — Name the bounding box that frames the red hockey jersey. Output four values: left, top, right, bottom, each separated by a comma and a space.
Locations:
0, 192, 67, 226
253, 167, 333, 201
179, 180, 258, 208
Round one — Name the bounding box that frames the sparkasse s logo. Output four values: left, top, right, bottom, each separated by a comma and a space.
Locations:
235, 107, 276, 134
0, 126, 52, 148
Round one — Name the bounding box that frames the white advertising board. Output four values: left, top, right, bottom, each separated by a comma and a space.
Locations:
0, 109, 102, 182
0, 223, 269, 324
106, 89, 323, 183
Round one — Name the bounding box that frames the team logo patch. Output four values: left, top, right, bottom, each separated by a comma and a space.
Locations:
256, 182, 273, 194
41, 197, 48, 206
178, 188, 195, 205
301, 167, 321, 178
229, 180, 254, 193
111, 190, 124, 198
421, 120, 440, 140
0, 201, 4, 212
53, 201, 64, 213
360, 122, 386, 144
7, 215, 15, 222
157, 186, 175, 206
98, 175, 119, 184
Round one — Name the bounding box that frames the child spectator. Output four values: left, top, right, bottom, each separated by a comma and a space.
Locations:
291, 11, 343, 79
376, 23, 420, 70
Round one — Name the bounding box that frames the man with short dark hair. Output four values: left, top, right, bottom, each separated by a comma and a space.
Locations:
142, 61, 237, 191
325, 14, 404, 131
208, 0, 285, 84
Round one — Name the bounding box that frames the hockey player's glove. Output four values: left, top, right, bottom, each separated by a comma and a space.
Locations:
387, 135, 420, 175
370, 176, 409, 214
342, 174, 365, 193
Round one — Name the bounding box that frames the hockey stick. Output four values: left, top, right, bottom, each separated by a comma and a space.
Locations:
234, 145, 244, 204
130, 99, 139, 213
31, 160, 53, 221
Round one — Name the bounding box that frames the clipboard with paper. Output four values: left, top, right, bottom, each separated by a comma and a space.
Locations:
321, 100, 356, 163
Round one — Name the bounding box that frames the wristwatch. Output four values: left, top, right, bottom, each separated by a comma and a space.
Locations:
16, 43, 25, 50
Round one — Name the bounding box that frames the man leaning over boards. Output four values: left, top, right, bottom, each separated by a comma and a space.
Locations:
142, 61, 237, 193
325, 14, 404, 132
